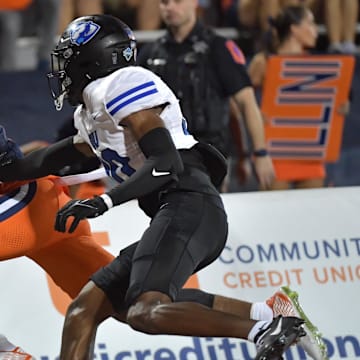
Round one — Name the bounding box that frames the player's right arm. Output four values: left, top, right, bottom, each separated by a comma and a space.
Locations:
0, 136, 94, 182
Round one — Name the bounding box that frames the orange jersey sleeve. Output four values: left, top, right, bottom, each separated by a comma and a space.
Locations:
0, 177, 64, 257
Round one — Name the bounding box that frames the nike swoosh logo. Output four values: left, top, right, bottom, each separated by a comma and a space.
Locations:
270, 317, 283, 336
152, 168, 171, 177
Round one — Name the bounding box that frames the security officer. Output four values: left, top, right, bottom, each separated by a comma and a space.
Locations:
137, 0, 274, 190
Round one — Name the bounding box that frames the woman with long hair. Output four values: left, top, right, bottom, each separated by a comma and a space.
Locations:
248, 5, 328, 190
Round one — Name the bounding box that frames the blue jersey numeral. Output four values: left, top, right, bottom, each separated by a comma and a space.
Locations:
100, 148, 135, 183
182, 117, 190, 135
89, 131, 99, 149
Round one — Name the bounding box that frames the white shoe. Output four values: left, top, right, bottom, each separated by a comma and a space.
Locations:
0, 347, 35, 360
266, 286, 328, 360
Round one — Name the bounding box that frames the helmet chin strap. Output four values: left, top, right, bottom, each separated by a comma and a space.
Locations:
55, 92, 66, 111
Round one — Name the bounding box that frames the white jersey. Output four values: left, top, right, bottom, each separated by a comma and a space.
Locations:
73, 66, 197, 183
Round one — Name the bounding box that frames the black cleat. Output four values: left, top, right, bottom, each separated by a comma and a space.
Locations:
255, 316, 306, 360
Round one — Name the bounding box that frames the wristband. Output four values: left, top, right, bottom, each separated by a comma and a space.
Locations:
100, 193, 114, 210
253, 149, 268, 157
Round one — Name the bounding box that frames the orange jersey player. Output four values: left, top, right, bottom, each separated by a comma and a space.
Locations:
0, 124, 113, 298
0, 177, 114, 359
0, 177, 115, 299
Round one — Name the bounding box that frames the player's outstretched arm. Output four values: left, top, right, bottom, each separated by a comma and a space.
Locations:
0, 136, 93, 182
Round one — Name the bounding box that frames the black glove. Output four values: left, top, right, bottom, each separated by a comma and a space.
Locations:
0, 126, 23, 167
55, 196, 108, 233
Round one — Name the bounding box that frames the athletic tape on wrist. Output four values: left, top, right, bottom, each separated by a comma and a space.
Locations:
100, 193, 114, 210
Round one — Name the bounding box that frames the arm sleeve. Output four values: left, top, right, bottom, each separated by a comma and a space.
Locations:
0, 137, 92, 182
106, 127, 184, 207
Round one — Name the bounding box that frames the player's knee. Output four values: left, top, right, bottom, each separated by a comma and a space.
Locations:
126, 293, 171, 334
126, 302, 159, 334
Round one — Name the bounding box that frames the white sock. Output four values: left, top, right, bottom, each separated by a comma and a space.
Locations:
250, 302, 273, 321
248, 320, 270, 342
0, 334, 16, 351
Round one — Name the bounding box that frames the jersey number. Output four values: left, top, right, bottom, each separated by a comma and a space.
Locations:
101, 148, 135, 183
182, 117, 190, 135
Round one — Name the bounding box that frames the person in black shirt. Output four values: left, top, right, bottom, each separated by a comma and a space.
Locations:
137, 0, 275, 190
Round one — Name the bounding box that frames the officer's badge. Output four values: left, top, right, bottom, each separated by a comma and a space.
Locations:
193, 40, 208, 54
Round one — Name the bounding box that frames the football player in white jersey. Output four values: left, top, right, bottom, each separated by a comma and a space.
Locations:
0, 15, 309, 360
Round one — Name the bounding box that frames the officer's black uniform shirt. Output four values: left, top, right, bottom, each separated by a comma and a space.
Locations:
137, 22, 252, 156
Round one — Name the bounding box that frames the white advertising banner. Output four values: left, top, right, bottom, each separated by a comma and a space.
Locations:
1, 187, 359, 359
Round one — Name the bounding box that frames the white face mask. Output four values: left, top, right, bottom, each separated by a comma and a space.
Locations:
54, 91, 66, 111
48, 73, 69, 111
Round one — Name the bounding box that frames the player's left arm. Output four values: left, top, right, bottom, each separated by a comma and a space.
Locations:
55, 106, 184, 233
107, 106, 184, 204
